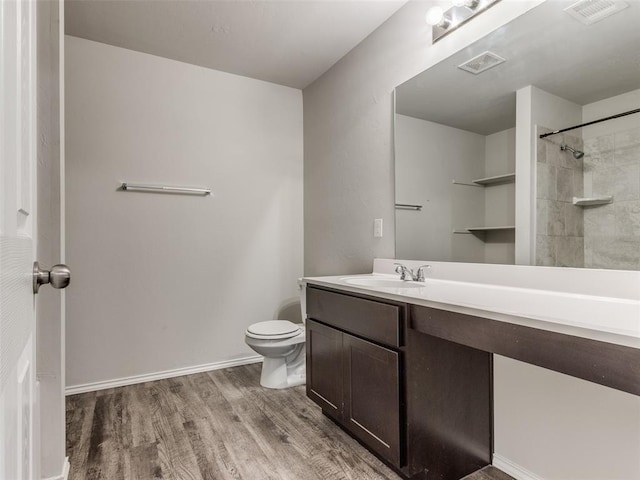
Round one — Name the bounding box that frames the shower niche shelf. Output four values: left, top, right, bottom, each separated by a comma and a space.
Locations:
572, 196, 613, 207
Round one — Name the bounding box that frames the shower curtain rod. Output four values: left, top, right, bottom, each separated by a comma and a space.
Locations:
539, 107, 640, 139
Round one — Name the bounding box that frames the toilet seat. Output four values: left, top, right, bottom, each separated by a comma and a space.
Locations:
246, 320, 302, 340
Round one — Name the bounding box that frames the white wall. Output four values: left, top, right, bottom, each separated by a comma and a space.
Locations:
65, 37, 303, 388
395, 114, 485, 262
494, 356, 640, 480
304, 2, 640, 479
582, 88, 640, 138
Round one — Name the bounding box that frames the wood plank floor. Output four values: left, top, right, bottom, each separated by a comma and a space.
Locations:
66, 363, 512, 480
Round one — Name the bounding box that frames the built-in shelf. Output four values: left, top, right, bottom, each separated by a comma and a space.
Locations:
451, 172, 516, 245
472, 173, 516, 186
467, 226, 515, 232
453, 226, 516, 235
452, 173, 515, 188
395, 203, 423, 211
572, 196, 613, 207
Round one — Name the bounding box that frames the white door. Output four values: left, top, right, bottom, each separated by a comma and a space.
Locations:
1, 0, 39, 479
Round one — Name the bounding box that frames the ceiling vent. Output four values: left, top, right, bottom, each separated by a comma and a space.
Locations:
458, 51, 506, 75
564, 0, 629, 25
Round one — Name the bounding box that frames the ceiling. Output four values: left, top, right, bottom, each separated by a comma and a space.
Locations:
396, 0, 640, 135
65, 0, 408, 89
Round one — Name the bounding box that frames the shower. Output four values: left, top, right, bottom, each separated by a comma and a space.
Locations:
560, 144, 584, 159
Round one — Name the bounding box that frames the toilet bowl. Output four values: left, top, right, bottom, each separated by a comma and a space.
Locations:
244, 281, 307, 389
245, 320, 306, 389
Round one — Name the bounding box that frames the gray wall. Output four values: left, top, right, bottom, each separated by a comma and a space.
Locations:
36, 0, 65, 477
303, 1, 640, 478
395, 114, 485, 262
536, 126, 584, 267
483, 128, 516, 264
303, 1, 539, 276
394, 117, 515, 264
65, 37, 303, 388
582, 88, 640, 269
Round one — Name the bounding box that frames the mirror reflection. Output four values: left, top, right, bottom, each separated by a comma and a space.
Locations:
394, 0, 640, 270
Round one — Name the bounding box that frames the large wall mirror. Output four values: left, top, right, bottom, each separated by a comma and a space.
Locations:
394, 0, 640, 270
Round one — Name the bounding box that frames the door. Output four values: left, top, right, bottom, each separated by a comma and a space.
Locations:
306, 319, 344, 420
1, 0, 40, 478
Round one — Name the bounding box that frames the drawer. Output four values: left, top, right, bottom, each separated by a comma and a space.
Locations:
306, 286, 403, 348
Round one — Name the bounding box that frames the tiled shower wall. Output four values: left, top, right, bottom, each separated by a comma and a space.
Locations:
583, 126, 640, 269
536, 127, 584, 267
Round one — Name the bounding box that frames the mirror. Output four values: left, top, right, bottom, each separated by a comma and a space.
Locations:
394, 0, 640, 270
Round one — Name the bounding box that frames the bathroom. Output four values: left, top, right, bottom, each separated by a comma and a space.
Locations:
1, 1, 639, 480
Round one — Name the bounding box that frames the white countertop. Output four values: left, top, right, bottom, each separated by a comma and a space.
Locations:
302, 259, 640, 350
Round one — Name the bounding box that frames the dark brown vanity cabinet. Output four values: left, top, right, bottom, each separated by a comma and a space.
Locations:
306, 287, 405, 467
305, 285, 494, 480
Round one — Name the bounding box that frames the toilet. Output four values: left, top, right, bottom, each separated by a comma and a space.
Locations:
244, 282, 307, 389
245, 320, 305, 389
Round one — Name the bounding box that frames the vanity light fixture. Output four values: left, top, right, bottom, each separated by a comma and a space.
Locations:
426, 0, 501, 44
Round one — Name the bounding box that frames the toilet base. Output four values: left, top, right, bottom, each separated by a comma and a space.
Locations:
259, 345, 306, 389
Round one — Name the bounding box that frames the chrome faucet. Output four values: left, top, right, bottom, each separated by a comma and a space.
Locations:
394, 263, 431, 282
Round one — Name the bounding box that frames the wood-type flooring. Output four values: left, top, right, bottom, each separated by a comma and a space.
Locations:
66, 363, 512, 480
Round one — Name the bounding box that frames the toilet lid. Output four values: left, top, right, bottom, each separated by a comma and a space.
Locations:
246, 320, 302, 339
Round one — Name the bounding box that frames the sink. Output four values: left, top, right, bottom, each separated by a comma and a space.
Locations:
342, 276, 425, 289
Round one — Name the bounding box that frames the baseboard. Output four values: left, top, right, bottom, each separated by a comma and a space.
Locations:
62, 457, 70, 480
65, 356, 262, 395
42, 457, 70, 480
493, 454, 545, 480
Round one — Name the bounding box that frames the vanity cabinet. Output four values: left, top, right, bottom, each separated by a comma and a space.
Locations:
305, 284, 494, 480
306, 287, 405, 467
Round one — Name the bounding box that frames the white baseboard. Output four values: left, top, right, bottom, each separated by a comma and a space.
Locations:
62, 457, 70, 480
42, 457, 70, 480
493, 454, 545, 480
65, 356, 262, 395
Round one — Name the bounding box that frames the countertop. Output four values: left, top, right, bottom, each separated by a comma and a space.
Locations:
302, 259, 640, 350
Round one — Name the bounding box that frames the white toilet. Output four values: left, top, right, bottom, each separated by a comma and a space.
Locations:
244, 283, 307, 389
245, 320, 305, 389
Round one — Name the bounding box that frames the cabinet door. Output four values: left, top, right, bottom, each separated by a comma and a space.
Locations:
306, 319, 344, 420
343, 333, 401, 467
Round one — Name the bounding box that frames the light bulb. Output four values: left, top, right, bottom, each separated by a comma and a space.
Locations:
425, 6, 445, 26
451, 0, 465, 6
465, 0, 480, 10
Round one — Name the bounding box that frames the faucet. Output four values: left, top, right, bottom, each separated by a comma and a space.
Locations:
394, 263, 431, 282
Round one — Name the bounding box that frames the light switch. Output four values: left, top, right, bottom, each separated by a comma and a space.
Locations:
374, 218, 383, 238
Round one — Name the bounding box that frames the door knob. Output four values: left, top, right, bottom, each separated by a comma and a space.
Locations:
33, 261, 71, 294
